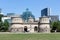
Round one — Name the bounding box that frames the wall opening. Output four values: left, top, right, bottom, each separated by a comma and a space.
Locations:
24, 26, 28, 32
34, 26, 38, 32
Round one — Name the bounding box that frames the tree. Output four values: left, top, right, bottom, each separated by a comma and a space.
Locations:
0, 14, 4, 31
56, 21, 60, 32
0, 14, 9, 32
0, 21, 4, 31
0, 14, 3, 22
3, 20, 9, 31
51, 21, 60, 32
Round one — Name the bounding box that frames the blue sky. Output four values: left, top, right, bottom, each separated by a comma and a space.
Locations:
0, 0, 60, 18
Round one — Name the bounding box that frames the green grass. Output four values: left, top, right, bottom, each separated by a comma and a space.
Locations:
0, 33, 60, 40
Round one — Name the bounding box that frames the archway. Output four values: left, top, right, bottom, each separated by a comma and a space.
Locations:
24, 26, 28, 32
34, 26, 38, 32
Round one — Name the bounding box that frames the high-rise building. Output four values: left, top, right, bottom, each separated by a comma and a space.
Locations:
41, 8, 50, 17
0, 8, 4, 14
41, 8, 59, 22
49, 15, 59, 22
7, 13, 15, 16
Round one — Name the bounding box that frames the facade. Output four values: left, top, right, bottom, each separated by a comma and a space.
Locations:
8, 15, 50, 33
9, 16, 38, 33
41, 8, 50, 17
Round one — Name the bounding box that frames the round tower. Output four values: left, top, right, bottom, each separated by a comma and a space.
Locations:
39, 16, 50, 33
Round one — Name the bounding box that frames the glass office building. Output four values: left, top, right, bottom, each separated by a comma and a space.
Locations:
41, 8, 50, 17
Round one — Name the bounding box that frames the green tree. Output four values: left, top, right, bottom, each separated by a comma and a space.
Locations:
0, 14, 4, 31
0, 21, 4, 31
3, 20, 9, 31
0, 14, 9, 32
51, 21, 60, 32
57, 21, 60, 32
0, 14, 3, 22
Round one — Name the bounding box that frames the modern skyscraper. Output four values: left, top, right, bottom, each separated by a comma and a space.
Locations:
41, 8, 59, 22
41, 8, 50, 17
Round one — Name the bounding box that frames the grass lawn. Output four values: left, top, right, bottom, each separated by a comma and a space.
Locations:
0, 33, 60, 40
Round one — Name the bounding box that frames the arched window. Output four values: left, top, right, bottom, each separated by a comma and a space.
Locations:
24, 26, 27, 32
34, 26, 38, 31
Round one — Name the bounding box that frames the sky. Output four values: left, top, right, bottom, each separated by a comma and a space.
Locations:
0, 0, 60, 19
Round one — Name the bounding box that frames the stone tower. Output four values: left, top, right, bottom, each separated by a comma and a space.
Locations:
10, 16, 24, 32
39, 16, 50, 33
